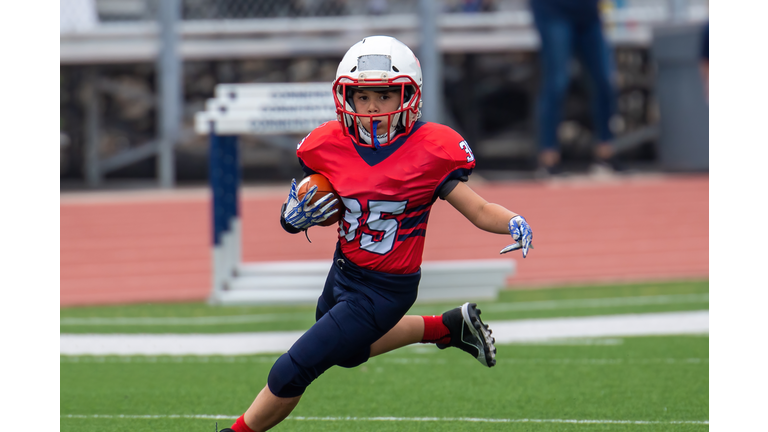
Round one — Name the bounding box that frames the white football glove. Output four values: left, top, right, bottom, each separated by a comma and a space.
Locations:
500, 215, 533, 258
283, 178, 340, 230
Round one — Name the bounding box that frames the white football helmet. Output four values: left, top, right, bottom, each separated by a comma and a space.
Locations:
333, 35, 423, 148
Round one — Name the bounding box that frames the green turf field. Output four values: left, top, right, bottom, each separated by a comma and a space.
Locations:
59, 280, 709, 334
60, 280, 709, 431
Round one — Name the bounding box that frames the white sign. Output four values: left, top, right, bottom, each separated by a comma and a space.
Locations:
195, 82, 336, 135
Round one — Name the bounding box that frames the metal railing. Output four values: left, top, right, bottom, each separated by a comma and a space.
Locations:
61, 0, 709, 65
60, 0, 708, 187
62, 0, 706, 27
62, 0, 527, 26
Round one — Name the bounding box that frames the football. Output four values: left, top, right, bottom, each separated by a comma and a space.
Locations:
296, 174, 342, 226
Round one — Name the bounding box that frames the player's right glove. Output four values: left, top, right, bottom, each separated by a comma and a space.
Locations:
500, 215, 533, 258
282, 178, 339, 231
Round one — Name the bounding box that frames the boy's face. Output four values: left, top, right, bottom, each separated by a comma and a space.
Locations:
351, 88, 402, 135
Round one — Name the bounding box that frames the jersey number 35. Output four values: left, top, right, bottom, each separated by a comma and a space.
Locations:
338, 198, 407, 255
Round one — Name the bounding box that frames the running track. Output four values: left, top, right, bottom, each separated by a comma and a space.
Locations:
60, 174, 708, 306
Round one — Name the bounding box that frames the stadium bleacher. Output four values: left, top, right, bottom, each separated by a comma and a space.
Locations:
60, 0, 709, 187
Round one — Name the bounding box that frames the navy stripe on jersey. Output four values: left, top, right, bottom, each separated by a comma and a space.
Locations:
400, 210, 430, 230
405, 203, 430, 214
398, 228, 427, 242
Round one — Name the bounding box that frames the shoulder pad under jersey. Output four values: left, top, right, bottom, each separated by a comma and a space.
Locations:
296, 121, 344, 153
416, 122, 477, 170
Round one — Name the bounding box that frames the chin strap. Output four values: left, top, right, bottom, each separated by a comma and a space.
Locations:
371, 120, 381, 149
357, 121, 398, 148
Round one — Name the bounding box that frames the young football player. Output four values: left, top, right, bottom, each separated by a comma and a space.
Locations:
221, 35, 533, 432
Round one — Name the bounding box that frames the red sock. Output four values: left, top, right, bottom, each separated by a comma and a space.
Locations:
230, 414, 255, 432
421, 315, 451, 344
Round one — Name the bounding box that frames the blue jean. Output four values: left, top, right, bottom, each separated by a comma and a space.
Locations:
532, 11, 616, 151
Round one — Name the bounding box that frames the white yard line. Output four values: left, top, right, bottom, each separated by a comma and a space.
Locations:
59, 356, 707, 365
59, 312, 310, 326
482, 293, 708, 313
60, 414, 708, 425
60, 311, 708, 356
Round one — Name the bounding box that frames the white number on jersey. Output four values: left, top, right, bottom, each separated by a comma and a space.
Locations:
458, 140, 475, 163
339, 197, 362, 242
339, 198, 408, 255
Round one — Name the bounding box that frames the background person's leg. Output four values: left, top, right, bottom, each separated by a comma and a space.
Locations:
574, 19, 618, 164
532, 10, 574, 171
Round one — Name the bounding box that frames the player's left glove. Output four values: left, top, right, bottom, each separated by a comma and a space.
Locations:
282, 178, 339, 230
500, 215, 533, 258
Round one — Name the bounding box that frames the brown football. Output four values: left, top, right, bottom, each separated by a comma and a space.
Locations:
296, 174, 342, 226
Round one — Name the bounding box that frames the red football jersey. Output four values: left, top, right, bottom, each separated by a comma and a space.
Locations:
297, 121, 476, 274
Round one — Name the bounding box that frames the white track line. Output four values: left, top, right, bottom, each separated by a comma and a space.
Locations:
60, 311, 708, 356
59, 294, 708, 326
60, 414, 708, 425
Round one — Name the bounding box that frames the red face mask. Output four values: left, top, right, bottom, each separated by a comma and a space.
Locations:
333, 77, 421, 148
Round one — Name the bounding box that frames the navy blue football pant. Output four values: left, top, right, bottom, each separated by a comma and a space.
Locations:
267, 247, 420, 398
532, 9, 617, 151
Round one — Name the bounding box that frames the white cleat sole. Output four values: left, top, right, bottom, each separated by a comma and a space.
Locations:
460, 302, 497, 367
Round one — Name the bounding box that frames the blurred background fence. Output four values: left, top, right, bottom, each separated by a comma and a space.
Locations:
60, 0, 709, 188
62, 0, 706, 23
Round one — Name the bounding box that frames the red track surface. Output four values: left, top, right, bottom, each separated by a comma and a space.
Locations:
60, 174, 709, 306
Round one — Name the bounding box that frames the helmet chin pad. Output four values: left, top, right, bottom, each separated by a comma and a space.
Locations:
353, 112, 400, 145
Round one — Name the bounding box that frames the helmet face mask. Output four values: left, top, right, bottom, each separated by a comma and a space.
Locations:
336, 78, 421, 147
333, 36, 423, 148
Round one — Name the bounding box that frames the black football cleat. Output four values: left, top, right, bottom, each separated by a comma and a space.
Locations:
215, 422, 234, 432
437, 302, 496, 367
